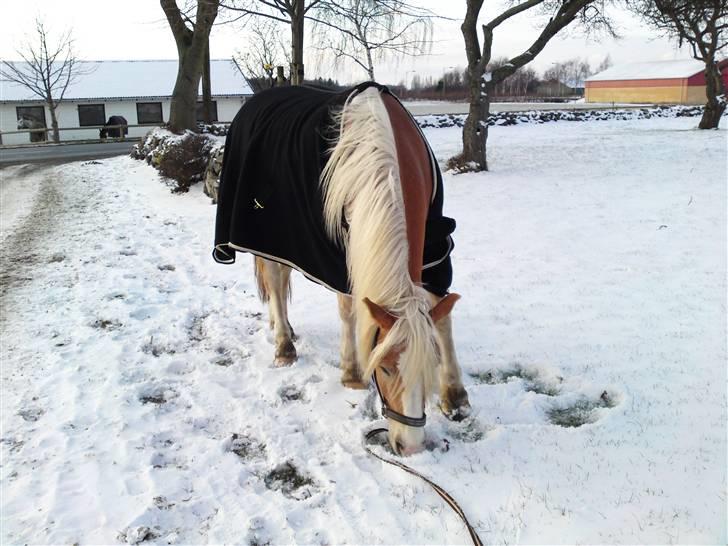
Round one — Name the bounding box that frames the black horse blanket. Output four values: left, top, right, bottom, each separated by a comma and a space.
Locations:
213, 82, 455, 297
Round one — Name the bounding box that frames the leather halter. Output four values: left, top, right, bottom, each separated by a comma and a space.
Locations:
371, 328, 427, 428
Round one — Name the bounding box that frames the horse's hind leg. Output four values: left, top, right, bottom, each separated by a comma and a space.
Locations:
428, 292, 471, 420
255, 257, 297, 366
337, 294, 366, 389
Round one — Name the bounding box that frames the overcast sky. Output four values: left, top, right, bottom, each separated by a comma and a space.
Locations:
0, 0, 690, 85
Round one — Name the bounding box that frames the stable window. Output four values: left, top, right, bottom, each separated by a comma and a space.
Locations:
78, 104, 106, 126
136, 102, 163, 124
196, 100, 218, 123
16, 105, 46, 126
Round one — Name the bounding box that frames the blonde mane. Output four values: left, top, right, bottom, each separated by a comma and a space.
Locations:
320, 87, 438, 396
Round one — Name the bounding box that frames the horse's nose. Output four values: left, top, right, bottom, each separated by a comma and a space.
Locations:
393, 438, 424, 457
401, 444, 423, 456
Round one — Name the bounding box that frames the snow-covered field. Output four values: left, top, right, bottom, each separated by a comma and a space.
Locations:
1, 117, 725, 545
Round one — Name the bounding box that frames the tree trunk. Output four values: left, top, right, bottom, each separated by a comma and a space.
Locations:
202, 40, 213, 124
460, 78, 491, 170
290, 0, 305, 85
448, 5, 491, 173
699, 60, 726, 129
161, 0, 219, 132
48, 102, 60, 143
365, 46, 375, 81
169, 46, 207, 132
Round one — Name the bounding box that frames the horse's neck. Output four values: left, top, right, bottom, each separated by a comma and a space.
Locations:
381, 94, 433, 285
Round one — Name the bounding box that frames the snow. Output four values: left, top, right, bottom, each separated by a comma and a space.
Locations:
587, 59, 705, 82
1, 117, 726, 545
0, 60, 252, 102
0, 164, 43, 243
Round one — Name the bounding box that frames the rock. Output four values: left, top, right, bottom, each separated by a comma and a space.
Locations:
203, 145, 225, 203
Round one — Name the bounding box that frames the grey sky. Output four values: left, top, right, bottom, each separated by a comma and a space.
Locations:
0, 0, 687, 85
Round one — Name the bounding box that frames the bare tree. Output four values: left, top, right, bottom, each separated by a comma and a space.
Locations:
448, 0, 614, 172
221, 0, 323, 85
544, 57, 592, 90
311, 0, 433, 81
630, 0, 727, 129
160, 0, 220, 132
234, 18, 290, 91
1, 17, 92, 143
595, 53, 612, 73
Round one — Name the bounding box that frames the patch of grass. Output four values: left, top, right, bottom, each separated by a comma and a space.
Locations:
447, 417, 487, 443
547, 391, 616, 428
469, 365, 562, 396
141, 337, 176, 357
139, 386, 176, 405
211, 355, 234, 367
92, 318, 123, 331
278, 385, 303, 402
139, 394, 167, 405
263, 462, 315, 500
228, 433, 266, 460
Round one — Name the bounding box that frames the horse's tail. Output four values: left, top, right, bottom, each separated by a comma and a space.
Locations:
254, 256, 269, 302
254, 256, 292, 303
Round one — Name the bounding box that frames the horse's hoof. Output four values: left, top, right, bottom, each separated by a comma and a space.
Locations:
440, 385, 471, 421
341, 368, 366, 389
274, 340, 297, 366
342, 379, 368, 390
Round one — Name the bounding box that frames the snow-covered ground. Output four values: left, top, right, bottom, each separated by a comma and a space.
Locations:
1, 117, 725, 545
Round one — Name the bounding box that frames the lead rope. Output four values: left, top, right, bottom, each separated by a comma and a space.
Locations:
363, 428, 483, 546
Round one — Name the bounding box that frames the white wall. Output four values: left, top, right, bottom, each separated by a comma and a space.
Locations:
1, 97, 246, 145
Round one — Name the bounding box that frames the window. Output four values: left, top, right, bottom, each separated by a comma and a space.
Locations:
16, 106, 46, 126
196, 100, 218, 123
136, 102, 163, 124
78, 104, 106, 126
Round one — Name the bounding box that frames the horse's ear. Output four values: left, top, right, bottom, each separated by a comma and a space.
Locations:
430, 293, 461, 323
363, 298, 397, 330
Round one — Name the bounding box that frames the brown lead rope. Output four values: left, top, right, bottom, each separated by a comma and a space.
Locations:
364, 428, 483, 546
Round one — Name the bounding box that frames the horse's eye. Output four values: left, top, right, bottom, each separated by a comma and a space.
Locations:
380, 367, 392, 377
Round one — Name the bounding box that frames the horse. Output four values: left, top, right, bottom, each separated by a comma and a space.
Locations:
99, 115, 128, 139
17, 116, 47, 143
213, 82, 471, 455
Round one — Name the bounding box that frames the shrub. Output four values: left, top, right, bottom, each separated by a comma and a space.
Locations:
156, 133, 214, 193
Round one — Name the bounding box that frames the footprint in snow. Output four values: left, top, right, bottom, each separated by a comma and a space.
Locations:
18, 407, 45, 422
138, 385, 178, 406
263, 461, 316, 500
278, 385, 305, 403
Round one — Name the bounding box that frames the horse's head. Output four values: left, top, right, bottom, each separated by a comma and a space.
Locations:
363, 293, 460, 456
17, 117, 31, 129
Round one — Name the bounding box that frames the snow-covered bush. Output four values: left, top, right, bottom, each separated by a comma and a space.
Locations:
131, 129, 224, 194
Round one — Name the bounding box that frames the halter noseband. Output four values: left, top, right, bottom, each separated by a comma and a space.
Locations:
371, 327, 427, 428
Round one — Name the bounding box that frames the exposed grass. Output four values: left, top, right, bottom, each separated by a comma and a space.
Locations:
228, 433, 266, 460
263, 462, 315, 500
547, 391, 617, 428
469, 365, 562, 396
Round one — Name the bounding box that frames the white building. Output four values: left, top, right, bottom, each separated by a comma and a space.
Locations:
0, 59, 252, 145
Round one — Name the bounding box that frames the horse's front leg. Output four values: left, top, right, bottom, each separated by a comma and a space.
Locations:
429, 292, 471, 420
255, 257, 297, 366
337, 293, 366, 389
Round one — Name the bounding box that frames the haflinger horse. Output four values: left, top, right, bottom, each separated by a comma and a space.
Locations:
213, 82, 470, 455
